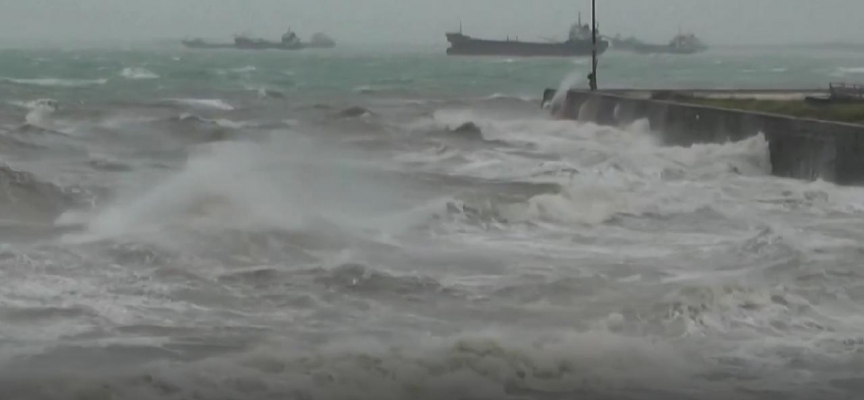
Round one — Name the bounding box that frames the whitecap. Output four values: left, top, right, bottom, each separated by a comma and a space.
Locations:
2, 77, 108, 88
480, 93, 537, 102
354, 85, 382, 94
211, 119, 253, 129
120, 67, 160, 80
16, 99, 59, 127
168, 98, 235, 111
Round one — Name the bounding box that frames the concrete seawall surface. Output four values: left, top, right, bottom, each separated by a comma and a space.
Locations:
542, 89, 864, 185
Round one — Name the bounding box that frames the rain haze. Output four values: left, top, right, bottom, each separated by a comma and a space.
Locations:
1, 0, 863, 47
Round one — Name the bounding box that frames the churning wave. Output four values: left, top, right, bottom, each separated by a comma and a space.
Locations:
0, 330, 719, 400
0, 164, 84, 227
394, 108, 773, 229
17, 99, 59, 128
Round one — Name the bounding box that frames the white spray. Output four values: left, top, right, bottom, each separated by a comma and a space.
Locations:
546, 67, 589, 110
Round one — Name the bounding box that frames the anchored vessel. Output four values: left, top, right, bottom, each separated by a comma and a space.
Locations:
445, 16, 608, 57
609, 31, 708, 55
181, 29, 335, 51
179, 38, 234, 49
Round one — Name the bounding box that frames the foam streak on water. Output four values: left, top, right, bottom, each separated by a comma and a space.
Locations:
1, 46, 864, 400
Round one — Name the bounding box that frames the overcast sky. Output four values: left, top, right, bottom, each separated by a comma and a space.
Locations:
0, 0, 862, 46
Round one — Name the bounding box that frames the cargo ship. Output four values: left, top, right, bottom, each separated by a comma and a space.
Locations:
609, 31, 708, 55
181, 29, 335, 51
179, 39, 235, 49
445, 16, 608, 57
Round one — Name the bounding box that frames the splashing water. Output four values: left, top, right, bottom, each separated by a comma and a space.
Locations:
546, 67, 589, 110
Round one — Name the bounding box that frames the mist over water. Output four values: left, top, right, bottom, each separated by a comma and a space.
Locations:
2, 43, 864, 400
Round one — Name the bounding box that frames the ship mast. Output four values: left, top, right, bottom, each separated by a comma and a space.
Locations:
590, 0, 598, 91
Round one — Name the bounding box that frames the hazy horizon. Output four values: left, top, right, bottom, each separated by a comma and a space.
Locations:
1, 0, 863, 47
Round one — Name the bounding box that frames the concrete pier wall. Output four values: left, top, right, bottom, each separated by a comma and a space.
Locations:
542, 89, 864, 185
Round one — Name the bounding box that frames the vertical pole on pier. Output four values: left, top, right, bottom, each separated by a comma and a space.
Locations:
590, 0, 598, 91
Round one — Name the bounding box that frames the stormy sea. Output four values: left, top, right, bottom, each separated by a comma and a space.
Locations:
2, 44, 864, 400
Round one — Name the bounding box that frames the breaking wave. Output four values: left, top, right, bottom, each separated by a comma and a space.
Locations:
60, 141, 302, 244
353, 85, 410, 95
20, 99, 59, 128
398, 110, 772, 228
175, 113, 255, 130
120, 67, 159, 80
1, 77, 108, 87
165, 98, 235, 111
0, 164, 81, 225
479, 93, 538, 102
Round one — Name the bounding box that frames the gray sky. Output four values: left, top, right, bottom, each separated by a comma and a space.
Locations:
1, 0, 862, 46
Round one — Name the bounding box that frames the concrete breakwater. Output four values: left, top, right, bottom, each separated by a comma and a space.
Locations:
542, 89, 864, 185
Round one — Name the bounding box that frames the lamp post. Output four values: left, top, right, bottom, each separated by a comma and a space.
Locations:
590, 0, 598, 91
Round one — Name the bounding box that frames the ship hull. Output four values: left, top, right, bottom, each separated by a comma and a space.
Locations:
610, 39, 707, 55
614, 43, 705, 55
235, 44, 304, 50
181, 41, 235, 49
234, 41, 304, 50
181, 40, 331, 51
446, 36, 608, 57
